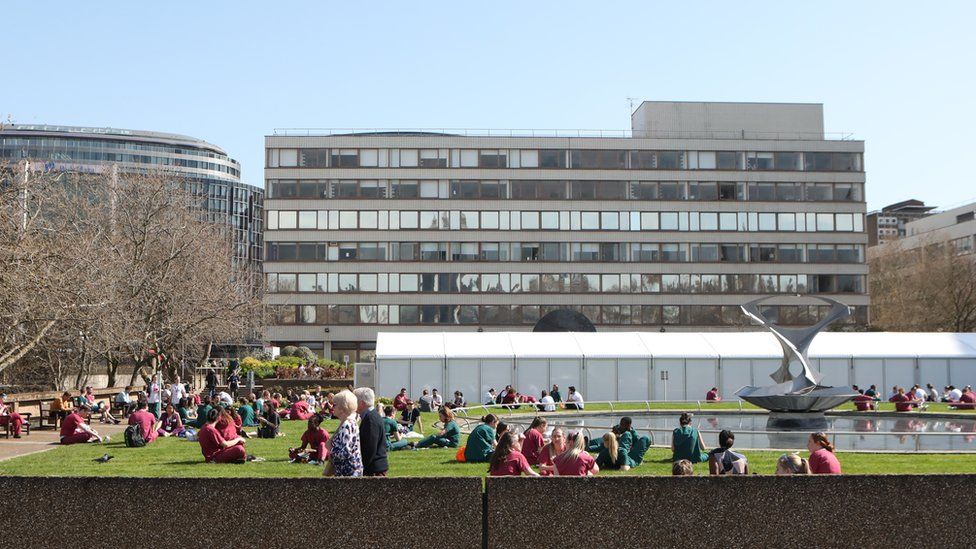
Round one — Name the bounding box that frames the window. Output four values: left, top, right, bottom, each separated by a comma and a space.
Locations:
278, 211, 297, 229
689, 182, 718, 200
460, 150, 478, 167
520, 150, 539, 168
419, 149, 447, 168
392, 181, 419, 198
746, 152, 774, 170
539, 150, 567, 168
774, 152, 801, 171
716, 152, 741, 170
659, 182, 686, 200
300, 149, 328, 167
279, 149, 298, 167
330, 149, 359, 167
657, 151, 684, 169
699, 212, 718, 231
479, 150, 507, 168
298, 211, 317, 229
748, 182, 776, 201
571, 150, 627, 169
806, 183, 833, 201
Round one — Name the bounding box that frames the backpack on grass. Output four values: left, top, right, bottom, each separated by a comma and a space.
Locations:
124, 424, 146, 448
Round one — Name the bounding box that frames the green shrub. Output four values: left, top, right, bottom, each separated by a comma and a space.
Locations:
280, 345, 298, 357
296, 346, 318, 362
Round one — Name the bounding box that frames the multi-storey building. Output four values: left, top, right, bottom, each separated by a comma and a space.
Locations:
869, 201, 976, 257
263, 101, 868, 363
0, 124, 264, 269
866, 199, 935, 246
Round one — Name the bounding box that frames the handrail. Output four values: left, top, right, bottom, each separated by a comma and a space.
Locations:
270, 127, 858, 141
448, 399, 745, 418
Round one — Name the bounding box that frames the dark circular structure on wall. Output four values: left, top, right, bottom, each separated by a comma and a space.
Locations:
532, 309, 596, 333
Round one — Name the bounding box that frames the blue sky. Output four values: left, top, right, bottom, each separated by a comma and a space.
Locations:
2, 1, 974, 210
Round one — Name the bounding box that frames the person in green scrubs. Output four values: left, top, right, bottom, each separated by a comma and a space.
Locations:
191, 395, 213, 428
595, 432, 631, 470
236, 397, 257, 427
464, 414, 498, 462
383, 405, 411, 451
671, 412, 708, 463
414, 407, 461, 448
616, 416, 651, 466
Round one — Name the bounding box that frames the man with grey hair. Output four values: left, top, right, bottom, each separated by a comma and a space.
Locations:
354, 387, 388, 476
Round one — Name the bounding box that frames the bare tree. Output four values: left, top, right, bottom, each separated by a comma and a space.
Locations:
869, 238, 976, 332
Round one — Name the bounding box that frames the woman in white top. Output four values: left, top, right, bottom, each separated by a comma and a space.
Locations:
539, 390, 556, 412
170, 376, 186, 407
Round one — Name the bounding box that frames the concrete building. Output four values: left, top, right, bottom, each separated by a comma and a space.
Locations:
866, 199, 936, 246
870, 201, 976, 257
0, 124, 264, 269
263, 101, 867, 363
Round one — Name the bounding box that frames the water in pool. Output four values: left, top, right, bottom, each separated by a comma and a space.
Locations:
501, 412, 976, 452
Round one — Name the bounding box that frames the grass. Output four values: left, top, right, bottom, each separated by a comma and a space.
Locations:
2, 405, 976, 478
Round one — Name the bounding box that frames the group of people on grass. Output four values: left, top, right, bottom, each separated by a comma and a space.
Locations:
482, 384, 584, 411
669, 411, 841, 475
850, 383, 976, 412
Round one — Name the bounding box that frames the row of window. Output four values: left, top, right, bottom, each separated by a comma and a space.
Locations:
266, 272, 865, 294
1, 147, 240, 177
0, 136, 234, 162
268, 209, 866, 233
266, 241, 864, 264
267, 148, 863, 172
266, 179, 863, 202
269, 303, 868, 327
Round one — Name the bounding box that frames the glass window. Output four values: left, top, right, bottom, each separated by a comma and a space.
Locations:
834, 183, 860, 202
392, 181, 418, 198
399, 149, 418, 167
571, 150, 627, 169
600, 212, 619, 230
400, 211, 419, 229
689, 182, 718, 201
298, 211, 317, 229
359, 211, 378, 229
662, 305, 680, 324
299, 149, 329, 168
774, 152, 801, 171
541, 211, 559, 230
539, 180, 566, 199
806, 183, 833, 201
632, 181, 657, 200
657, 151, 684, 169
279, 149, 298, 167
659, 182, 686, 200
630, 151, 655, 169
816, 213, 835, 231
277, 274, 297, 292
520, 150, 539, 168
481, 211, 499, 229
660, 212, 678, 231
699, 212, 718, 231
539, 150, 567, 168
580, 212, 600, 230
836, 213, 854, 231
479, 151, 507, 168
777, 213, 795, 231
460, 150, 478, 167
748, 182, 776, 201
716, 151, 741, 170
277, 211, 296, 229
804, 152, 832, 171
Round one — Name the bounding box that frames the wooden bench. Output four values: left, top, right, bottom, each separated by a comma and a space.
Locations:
3, 412, 32, 438
39, 401, 64, 430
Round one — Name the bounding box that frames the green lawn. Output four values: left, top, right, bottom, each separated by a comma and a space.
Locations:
2, 408, 975, 478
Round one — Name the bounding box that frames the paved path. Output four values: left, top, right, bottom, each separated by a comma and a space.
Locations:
0, 422, 127, 462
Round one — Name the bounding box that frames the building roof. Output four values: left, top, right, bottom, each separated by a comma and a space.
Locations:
1, 124, 229, 156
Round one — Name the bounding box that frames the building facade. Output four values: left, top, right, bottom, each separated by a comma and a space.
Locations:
866, 199, 935, 247
0, 125, 264, 268
263, 101, 868, 363
869, 201, 976, 257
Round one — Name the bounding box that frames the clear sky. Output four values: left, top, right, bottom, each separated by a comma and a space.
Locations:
2, 1, 974, 211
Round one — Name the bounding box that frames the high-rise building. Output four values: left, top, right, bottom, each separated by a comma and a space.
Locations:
866, 199, 936, 246
263, 101, 867, 363
869, 201, 976, 257
0, 124, 264, 269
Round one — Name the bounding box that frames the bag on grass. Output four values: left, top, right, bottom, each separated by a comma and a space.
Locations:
455, 445, 467, 462
124, 424, 146, 448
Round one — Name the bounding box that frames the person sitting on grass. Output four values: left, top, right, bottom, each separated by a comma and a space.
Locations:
565, 386, 584, 410
128, 401, 159, 445
949, 387, 976, 410
553, 431, 598, 476
489, 432, 540, 477
853, 390, 876, 411
321, 392, 336, 419
705, 387, 721, 402
889, 387, 917, 412
384, 406, 411, 452
449, 390, 466, 409
60, 405, 106, 444
807, 432, 842, 474
464, 414, 499, 463
539, 390, 555, 412
398, 400, 421, 433
431, 388, 444, 410
177, 398, 194, 425
538, 427, 567, 476
520, 417, 547, 466
775, 452, 811, 475
0, 395, 26, 438
289, 414, 330, 464
616, 416, 650, 466
198, 408, 248, 464
502, 388, 520, 410
672, 459, 694, 476
324, 390, 363, 477
417, 389, 434, 413
413, 407, 460, 449
192, 395, 213, 428
708, 429, 748, 475
257, 400, 281, 438
236, 397, 258, 427
158, 403, 184, 438
286, 394, 314, 421
393, 388, 408, 411
671, 412, 708, 464
550, 385, 562, 403
595, 431, 630, 471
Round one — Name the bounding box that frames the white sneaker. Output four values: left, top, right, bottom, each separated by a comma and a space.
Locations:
103, 436, 111, 443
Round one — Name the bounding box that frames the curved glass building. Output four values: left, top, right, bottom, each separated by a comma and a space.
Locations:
0, 124, 263, 268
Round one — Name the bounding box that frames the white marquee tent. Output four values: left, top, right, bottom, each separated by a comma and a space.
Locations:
370, 332, 976, 402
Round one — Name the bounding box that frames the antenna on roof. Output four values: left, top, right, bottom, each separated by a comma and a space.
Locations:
626, 97, 639, 115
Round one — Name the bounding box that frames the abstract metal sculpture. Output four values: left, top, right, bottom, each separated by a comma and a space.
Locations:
735, 296, 857, 419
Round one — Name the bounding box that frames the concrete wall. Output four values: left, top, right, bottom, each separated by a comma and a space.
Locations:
487, 475, 976, 548
631, 101, 825, 139
0, 477, 483, 548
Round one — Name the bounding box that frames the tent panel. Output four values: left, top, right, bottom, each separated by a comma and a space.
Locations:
719, 359, 754, 399
617, 359, 650, 401
919, 359, 949, 393
852, 358, 884, 392
480, 359, 513, 402
377, 359, 410, 399
685, 359, 718, 402
410, 359, 443, 397
949, 358, 976, 389
549, 359, 582, 399
884, 358, 916, 390
813, 358, 850, 388
585, 358, 617, 401
516, 359, 549, 400
653, 358, 686, 400
446, 359, 480, 407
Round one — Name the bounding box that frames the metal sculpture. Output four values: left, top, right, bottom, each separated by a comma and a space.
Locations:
735, 296, 858, 416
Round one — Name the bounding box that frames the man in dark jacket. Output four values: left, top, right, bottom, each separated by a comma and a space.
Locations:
354, 387, 389, 476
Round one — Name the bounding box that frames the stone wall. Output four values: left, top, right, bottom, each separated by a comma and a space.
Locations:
486, 475, 976, 548
0, 477, 483, 548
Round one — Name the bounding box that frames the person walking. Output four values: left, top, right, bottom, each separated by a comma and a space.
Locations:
354, 387, 389, 477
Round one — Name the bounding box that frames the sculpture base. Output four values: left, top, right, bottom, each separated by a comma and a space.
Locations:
736, 385, 857, 413
766, 412, 828, 431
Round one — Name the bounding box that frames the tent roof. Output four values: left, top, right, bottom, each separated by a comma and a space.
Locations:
442, 332, 515, 359
375, 332, 444, 359
374, 331, 976, 361
572, 332, 651, 358
636, 332, 719, 358
508, 332, 583, 359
